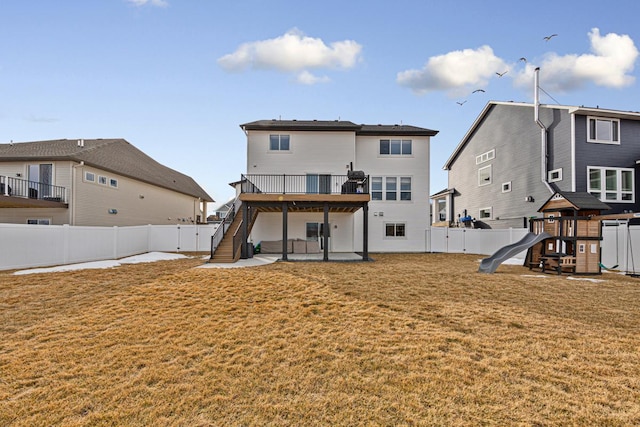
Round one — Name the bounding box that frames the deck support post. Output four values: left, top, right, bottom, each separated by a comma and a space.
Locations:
323, 202, 329, 262
282, 202, 288, 261
363, 202, 369, 261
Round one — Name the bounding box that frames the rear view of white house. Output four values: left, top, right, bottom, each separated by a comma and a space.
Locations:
210, 119, 438, 262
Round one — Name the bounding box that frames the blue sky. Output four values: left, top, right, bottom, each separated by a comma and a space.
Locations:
2, 1, 640, 209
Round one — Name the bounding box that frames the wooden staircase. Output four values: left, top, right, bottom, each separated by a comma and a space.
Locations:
209, 204, 259, 263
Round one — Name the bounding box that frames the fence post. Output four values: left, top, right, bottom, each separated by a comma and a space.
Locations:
63, 224, 70, 265
113, 226, 118, 259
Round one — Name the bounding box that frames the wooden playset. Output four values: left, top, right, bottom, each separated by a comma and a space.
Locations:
526, 191, 611, 275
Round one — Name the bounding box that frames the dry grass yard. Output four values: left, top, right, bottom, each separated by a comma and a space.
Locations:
1, 253, 640, 426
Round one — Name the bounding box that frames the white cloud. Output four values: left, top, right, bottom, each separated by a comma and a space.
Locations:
217, 29, 362, 84
295, 71, 331, 85
514, 28, 638, 92
396, 45, 509, 96
126, 0, 168, 7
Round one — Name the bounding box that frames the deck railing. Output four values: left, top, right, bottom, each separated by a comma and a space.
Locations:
240, 174, 369, 195
0, 175, 67, 203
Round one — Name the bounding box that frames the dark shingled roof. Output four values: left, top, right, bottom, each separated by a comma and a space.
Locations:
539, 191, 611, 212
0, 139, 213, 202
240, 120, 438, 136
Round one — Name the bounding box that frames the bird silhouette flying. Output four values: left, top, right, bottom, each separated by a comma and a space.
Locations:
543, 34, 558, 41
495, 70, 508, 77
519, 57, 527, 62
472, 89, 485, 93
456, 101, 467, 106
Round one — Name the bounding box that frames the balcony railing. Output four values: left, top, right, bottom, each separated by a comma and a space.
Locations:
1, 175, 68, 203
240, 174, 369, 195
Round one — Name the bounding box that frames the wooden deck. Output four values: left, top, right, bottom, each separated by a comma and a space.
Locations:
239, 193, 370, 213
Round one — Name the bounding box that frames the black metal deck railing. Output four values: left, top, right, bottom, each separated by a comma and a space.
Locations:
240, 174, 369, 195
0, 175, 67, 203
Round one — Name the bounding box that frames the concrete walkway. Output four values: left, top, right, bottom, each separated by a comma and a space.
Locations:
198, 252, 365, 269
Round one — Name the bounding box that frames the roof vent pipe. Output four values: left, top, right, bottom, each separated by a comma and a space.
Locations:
534, 67, 554, 194
77, 138, 84, 148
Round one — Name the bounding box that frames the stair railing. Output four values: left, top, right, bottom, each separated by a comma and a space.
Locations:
210, 195, 242, 259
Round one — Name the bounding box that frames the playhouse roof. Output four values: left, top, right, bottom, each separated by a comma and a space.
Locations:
538, 191, 611, 213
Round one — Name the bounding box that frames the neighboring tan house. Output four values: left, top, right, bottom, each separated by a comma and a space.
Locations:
433, 99, 640, 229
210, 119, 438, 262
0, 138, 213, 225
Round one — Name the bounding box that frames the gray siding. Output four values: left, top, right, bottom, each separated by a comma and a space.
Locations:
448, 104, 571, 229
574, 115, 640, 213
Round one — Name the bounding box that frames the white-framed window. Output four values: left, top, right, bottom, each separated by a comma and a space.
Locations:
502, 181, 512, 193
27, 218, 51, 225
400, 177, 411, 200
386, 177, 397, 200
109, 178, 118, 188
98, 175, 108, 185
548, 168, 563, 182
371, 176, 412, 201
84, 171, 95, 182
478, 165, 492, 186
269, 134, 290, 151
588, 166, 634, 203
384, 222, 406, 238
479, 207, 492, 220
371, 177, 383, 200
476, 149, 495, 165
588, 116, 620, 144
380, 139, 412, 156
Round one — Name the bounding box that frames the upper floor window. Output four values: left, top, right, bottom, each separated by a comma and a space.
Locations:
380, 139, 411, 156
476, 149, 495, 165
109, 178, 119, 188
588, 117, 619, 144
371, 176, 412, 201
588, 166, 633, 203
269, 134, 290, 151
371, 177, 383, 200
84, 171, 95, 182
548, 168, 563, 183
478, 165, 492, 186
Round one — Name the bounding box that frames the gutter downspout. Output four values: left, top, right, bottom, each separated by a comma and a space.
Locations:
534, 67, 555, 194
71, 161, 85, 225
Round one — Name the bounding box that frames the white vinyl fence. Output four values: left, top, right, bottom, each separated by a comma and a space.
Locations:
427, 227, 531, 258
3, 222, 640, 273
427, 223, 640, 274
0, 223, 218, 271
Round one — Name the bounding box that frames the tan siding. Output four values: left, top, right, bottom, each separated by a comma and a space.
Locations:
0, 208, 69, 224
73, 166, 203, 226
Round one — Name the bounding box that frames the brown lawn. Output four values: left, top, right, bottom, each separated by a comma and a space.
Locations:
1, 253, 639, 426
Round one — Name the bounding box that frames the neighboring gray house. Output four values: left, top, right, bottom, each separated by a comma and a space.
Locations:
433, 100, 640, 229
0, 138, 213, 226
